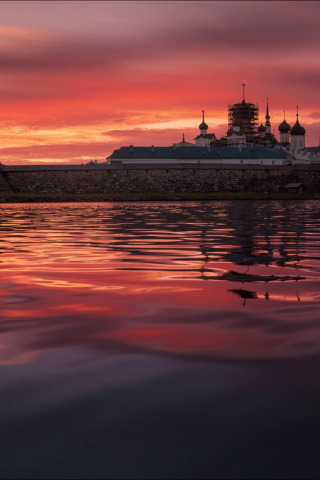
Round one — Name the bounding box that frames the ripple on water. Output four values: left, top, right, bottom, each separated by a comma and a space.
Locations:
0, 200, 319, 362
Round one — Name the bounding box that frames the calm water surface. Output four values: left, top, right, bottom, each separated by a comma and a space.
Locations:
1, 200, 320, 478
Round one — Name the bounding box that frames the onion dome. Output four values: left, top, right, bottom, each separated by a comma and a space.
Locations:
199, 120, 208, 130
291, 122, 306, 136
199, 110, 208, 130
258, 122, 266, 133
290, 121, 306, 136
278, 111, 291, 133
290, 106, 305, 136
278, 119, 291, 133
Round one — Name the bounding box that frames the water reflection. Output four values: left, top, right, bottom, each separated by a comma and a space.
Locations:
228, 288, 258, 306
2, 201, 320, 478
0, 200, 320, 364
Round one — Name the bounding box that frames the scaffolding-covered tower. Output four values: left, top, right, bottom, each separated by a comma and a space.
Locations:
228, 99, 259, 143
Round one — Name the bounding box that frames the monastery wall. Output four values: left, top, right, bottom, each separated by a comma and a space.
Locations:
0, 166, 320, 196
0, 173, 11, 192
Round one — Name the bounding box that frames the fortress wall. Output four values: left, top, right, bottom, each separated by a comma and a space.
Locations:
0, 173, 11, 192
1, 167, 320, 195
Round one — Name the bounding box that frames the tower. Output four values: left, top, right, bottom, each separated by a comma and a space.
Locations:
228, 85, 259, 143
290, 106, 306, 152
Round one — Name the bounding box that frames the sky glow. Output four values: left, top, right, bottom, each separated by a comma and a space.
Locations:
0, 1, 319, 165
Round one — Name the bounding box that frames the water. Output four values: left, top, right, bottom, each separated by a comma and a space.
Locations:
0, 200, 320, 478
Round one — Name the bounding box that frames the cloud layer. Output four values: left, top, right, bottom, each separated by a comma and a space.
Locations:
0, 1, 319, 164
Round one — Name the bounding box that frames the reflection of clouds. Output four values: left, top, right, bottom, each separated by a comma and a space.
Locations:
0, 201, 320, 364
3, 295, 38, 304
2, 299, 320, 365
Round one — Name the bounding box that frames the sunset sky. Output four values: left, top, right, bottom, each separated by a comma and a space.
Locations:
0, 1, 319, 165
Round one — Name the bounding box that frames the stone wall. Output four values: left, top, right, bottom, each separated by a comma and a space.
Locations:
1, 166, 320, 195
0, 173, 11, 192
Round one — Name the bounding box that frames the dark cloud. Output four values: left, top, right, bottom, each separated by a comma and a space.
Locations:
0, 3, 319, 77
0, 38, 115, 73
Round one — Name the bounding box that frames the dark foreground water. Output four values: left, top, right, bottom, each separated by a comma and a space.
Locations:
1, 200, 320, 479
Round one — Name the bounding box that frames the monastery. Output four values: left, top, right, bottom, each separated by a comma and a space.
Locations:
107, 89, 320, 167
1, 88, 320, 197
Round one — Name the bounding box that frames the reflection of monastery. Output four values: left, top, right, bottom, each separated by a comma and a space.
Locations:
108, 87, 320, 166
106, 201, 306, 303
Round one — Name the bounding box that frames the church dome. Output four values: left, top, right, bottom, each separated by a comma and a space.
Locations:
278, 119, 291, 133
258, 122, 266, 133
290, 120, 306, 136
199, 120, 208, 130
199, 110, 208, 130
290, 107, 306, 136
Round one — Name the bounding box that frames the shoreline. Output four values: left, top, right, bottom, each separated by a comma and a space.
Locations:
1, 191, 320, 203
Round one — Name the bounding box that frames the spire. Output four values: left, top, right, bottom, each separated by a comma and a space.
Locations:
265, 97, 270, 120
241, 83, 246, 101
284, 110, 286, 121
296, 105, 299, 121
265, 97, 271, 133
202, 110, 205, 122
182, 133, 185, 142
